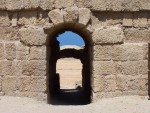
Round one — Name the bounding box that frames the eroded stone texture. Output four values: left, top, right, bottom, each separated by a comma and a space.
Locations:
93, 45, 112, 61
19, 27, 47, 46
124, 29, 150, 43
17, 76, 31, 92
40, 0, 54, 10
0, 11, 10, 26
30, 46, 46, 60
64, 6, 79, 22
5, 43, 16, 60
37, 11, 50, 26
93, 27, 124, 44
23, 0, 39, 9
0, 0, 149, 102
79, 8, 91, 25
0, 61, 22, 76
112, 44, 148, 61
123, 13, 133, 27
6, 0, 22, 10
55, 0, 74, 9
2, 77, 17, 91
0, 0, 5, 9
22, 60, 46, 76
116, 61, 148, 75
93, 76, 106, 93
133, 12, 148, 27
0, 27, 19, 41
93, 61, 116, 75
16, 42, 29, 60
18, 11, 37, 26
11, 13, 18, 27
30, 77, 46, 92
48, 9, 63, 24
0, 43, 5, 60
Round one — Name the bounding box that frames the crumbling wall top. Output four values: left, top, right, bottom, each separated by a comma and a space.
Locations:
0, 0, 150, 11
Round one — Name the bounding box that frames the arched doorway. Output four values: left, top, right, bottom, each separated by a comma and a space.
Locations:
46, 23, 93, 105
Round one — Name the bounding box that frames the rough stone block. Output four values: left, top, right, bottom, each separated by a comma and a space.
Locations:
123, 13, 133, 27
0, 61, 21, 76
133, 12, 148, 27
17, 76, 31, 92
0, 77, 2, 91
22, 60, 46, 76
93, 45, 112, 61
40, 0, 54, 10
55, 0, 74, 9
139, 77, 148, 91
64, 6, 79, 22
48, 9, 64, 25
0, 11, 10, 27
30, 46, 46, 60
93, 27, 124, 44
11, 13, 18, 27
0, 0, 5, 9
23, 0, 39, 9
83, 0, 144, 11
30, 77, 46, 92
37, 11, 50, 26
105, 12, 123, 26
5, 43, 16, 60
93, 76, 106, 93
112, 44, 148, 61
91, 13, 104, 29
116, 74, 128, 91
0, 27, 19, 41
2, 77, 17, 91
93, 61, 116, 75
16, 42, 29, 60
116, 61, 148, 75
19, 27, 47, 46
105, 75, 117, 92
0, 43, 5, 60
13, 61, 22, 76
124, 29, 150, 43
18, 11, 37, 26
116, 75, 148, 92
79, 8, 91, 25
6, 0, 22, 10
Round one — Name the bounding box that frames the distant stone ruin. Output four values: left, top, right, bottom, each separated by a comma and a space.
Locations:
0, 0, 150, 104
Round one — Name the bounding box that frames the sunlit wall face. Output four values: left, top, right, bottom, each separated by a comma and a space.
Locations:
57, 31, 85, 47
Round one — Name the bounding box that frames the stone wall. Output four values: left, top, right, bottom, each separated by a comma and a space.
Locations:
0, 0, 149, 102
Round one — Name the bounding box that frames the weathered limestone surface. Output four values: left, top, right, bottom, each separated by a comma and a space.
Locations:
22, 60, 46, 76
19, 27, 47, 46
30, 46, 46, 60
124, 29, 150, 43
0, 11, 10, 26
5, 43, 16, 60
93, 27, 124, 44
64, 6, 79, 22
0, 0, 149, 102
48, 9, 63, 24
0, 0, 149, 11
79, 8, 91, 25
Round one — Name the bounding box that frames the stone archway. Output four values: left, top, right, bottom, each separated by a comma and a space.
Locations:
44, 22, 93, 104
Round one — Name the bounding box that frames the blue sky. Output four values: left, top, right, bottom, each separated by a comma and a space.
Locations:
57, 31, 85, 46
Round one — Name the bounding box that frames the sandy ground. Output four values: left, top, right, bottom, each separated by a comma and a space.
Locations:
0, 96, 150, 113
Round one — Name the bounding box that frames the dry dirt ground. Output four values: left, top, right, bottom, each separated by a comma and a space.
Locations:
0, 96, 150, 113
